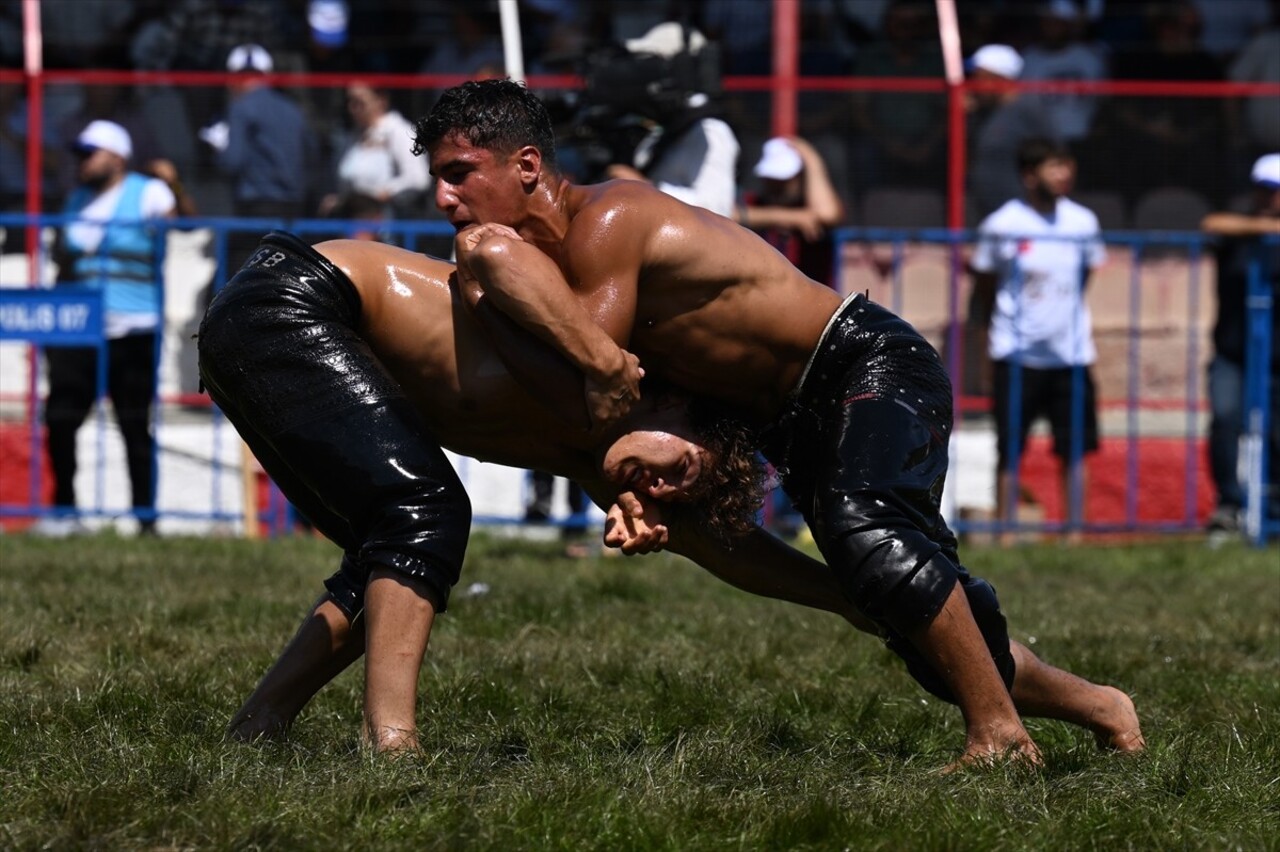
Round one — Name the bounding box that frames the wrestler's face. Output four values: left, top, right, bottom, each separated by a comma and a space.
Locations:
429, 132, 530, 230
599, 404, 707, 501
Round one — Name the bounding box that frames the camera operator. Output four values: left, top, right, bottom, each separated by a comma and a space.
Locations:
594, 22, 740, 217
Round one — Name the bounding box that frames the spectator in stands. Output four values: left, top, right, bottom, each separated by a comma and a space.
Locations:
967, 44, 1060, 220
519, 0, 587, 66
1200, 152, 1280, 538
129, 0, 284, 73
1020, 0, 1108, 144
199, 44, 313, 272
38, 0, 136, 69
1108, 0, 1225, 204
54, 85, 169, 197
38, 120, 190, 537
0, 6, 19, 69
849, 0, 947, 190
699, 0, 772, 75
1189, 0, 1271, 59
1227, 0, 1280, 160
604, 22, 740, 219
305, 0, 352, 72
418, 8, 505, 85
738, 136, 846, 290
317, 83, 429, 237
970, 138, 1106, 543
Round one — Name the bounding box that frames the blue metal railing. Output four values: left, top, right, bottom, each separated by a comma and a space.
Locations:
2, 215, 1274, 543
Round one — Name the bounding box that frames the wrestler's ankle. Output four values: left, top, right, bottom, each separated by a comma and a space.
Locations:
364, 721, 421, 754
965, 720, 1037, 754
1090, 687, 1146, 752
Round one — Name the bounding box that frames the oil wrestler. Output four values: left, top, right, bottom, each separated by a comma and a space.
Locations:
199, 231, 876, 753
419, 79, 1145, 768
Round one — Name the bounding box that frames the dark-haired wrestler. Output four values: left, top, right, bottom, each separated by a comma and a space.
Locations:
418, 78, 1145, 767
201, 231, 873, 753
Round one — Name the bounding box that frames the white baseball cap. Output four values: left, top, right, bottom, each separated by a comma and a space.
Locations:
625, 22, 707, 58
308, 0, 349, 48
754, 138, 804, 181
74, 120, 132, 160
1251, 153, 1280, 189
226, 43, 273, 73
967, 44, 1024, 80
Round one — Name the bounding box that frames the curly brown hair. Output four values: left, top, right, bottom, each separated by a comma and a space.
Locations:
667, 397, 768, 541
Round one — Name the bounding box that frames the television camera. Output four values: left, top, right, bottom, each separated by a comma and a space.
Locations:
546, 34, 723, 182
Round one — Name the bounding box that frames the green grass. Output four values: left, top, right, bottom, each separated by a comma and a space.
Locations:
1, 533, 1277, 851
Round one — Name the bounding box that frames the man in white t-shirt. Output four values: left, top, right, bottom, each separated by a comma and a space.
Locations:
970, 137, 1106, 541
40, 120, 184, 536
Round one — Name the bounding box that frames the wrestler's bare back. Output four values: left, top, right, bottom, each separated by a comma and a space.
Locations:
314, 239, 598, 478
562, 181, 844, 420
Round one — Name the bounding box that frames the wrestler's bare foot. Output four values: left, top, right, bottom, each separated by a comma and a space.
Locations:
1089, 686, 1146, 753
942, 729, 1043, 774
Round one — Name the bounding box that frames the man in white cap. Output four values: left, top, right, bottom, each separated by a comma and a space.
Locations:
200, 44, 312, 271
1200, 153, 1280, 539
738, 136, 845, 289
966, 44, 1059, 218
39, 120, 189, 536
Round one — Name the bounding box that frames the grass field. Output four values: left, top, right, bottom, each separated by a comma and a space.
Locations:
1, 533, 1277, 851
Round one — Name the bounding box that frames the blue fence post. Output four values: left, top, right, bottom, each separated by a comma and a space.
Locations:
1067, 239, 1088, 535
144, 222, 167, 530
1242, 239, 1276, 545
1005, 252, 1025, 538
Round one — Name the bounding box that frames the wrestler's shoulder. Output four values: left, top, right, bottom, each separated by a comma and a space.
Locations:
568, 180, 680, 234
575, 178, 674, 210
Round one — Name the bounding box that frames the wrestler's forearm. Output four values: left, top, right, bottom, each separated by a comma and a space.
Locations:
468, 235, 629, 380
472, 299, 591, 429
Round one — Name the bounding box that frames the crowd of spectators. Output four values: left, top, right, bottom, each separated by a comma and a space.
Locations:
0, 0, 1275, 227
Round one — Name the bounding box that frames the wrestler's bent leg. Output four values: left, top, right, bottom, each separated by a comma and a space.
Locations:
811, 396, 1035, 764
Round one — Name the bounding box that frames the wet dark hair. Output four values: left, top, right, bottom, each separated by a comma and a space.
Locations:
412, 78, 557, 170
1017, 137, 1072, 174
668, 396, 768, 542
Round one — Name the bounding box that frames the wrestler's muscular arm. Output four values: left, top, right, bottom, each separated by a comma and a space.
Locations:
459, 201, 646, 430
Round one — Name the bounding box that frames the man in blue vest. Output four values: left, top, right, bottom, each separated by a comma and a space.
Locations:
39, 119, 186, 536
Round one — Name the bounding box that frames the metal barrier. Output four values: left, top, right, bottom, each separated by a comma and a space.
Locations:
1, 216, 1274, 544
832, 227, 1277, 545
